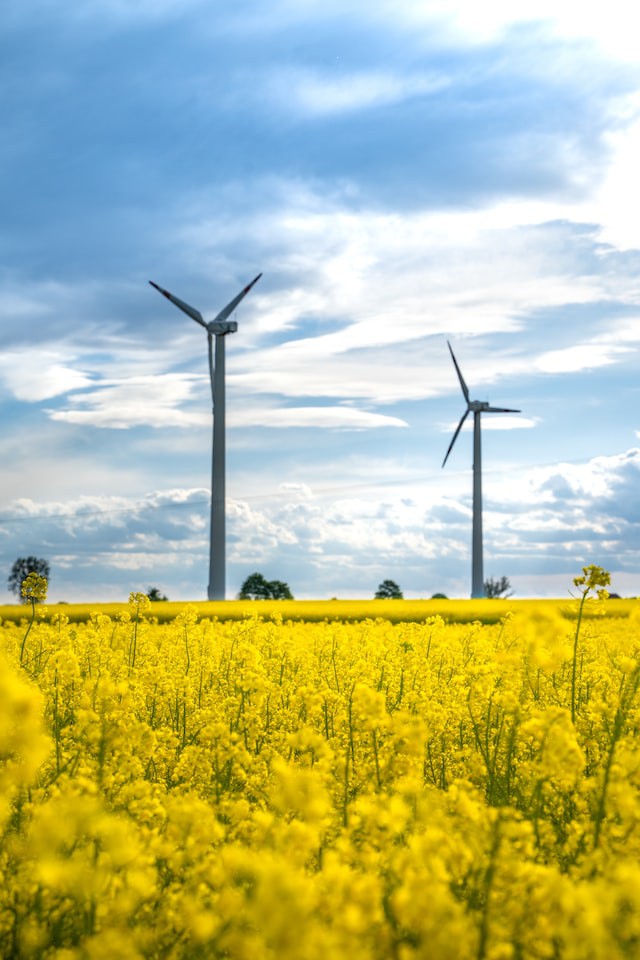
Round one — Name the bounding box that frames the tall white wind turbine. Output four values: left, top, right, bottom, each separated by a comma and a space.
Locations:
442, 341, 520, 599
149, 273, 262, 600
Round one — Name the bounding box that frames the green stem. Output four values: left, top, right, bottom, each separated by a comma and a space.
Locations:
372, 729, 382, 790
54, 667, 61, 775
571, 592, 587, 723
19, 599, 36, 666
184, 624, 191, 674
342, 746, 350, 827
129, 604, 140, 669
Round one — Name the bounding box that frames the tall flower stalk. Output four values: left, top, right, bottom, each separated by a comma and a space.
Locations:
19, 572, 48, 666
570, 565, 610, 723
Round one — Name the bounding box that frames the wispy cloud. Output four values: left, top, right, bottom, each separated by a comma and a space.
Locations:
442, 416, 538, 433
534, 344, 631, 374
47, 375, 207, 429
0, 352, 94, 402
230, 405, 408, 430
265, 69, 449, 116
368, 0, 640, 59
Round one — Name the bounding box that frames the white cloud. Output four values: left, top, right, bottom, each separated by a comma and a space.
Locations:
443, 416, 538, 433
47, 374, 207, 429
266, 69, 449, 116
534, 344, 631, 375
278, 482, 313, 499
230, 405, 407, 430
589, 113, 640, 250
372, 0, 640, 60
181, 181, 613, 332
0, 352, 94, 401
604, 317, 640, 344
491, 448, 640, 507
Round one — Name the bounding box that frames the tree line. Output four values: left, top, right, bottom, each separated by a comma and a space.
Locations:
6, 557, 515, 603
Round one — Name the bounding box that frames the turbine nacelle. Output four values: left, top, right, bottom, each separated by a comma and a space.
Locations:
208, 320, 238, 336
469, 400, 518, 414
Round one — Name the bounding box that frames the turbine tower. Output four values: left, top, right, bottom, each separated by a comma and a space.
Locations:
442, 341, 520, 599
149, 273, 262, 600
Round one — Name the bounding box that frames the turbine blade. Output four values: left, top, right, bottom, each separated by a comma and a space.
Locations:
212, 272, 262, 324
447, 341, 470, 403
149, 281, 207, 328
485, 406, 521, 414
442, 409, 470, 467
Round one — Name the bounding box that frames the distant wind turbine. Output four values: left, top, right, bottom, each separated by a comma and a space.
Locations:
442, 341, 520, 599
149, 273, 262, 600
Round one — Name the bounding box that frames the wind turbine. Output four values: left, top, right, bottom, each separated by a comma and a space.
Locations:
149, 273, 262, 600
442, 341, 520, 599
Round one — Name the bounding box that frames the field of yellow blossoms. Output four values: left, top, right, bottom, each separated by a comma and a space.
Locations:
2, 567, 640, 959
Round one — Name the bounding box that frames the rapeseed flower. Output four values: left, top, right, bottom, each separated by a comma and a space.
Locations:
1, 572, 639, 958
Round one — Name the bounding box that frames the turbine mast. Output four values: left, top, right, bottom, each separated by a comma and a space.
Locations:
210, 332, 226, 601
442, 341, 520, 600
472, 410, 484, 599
150, 273, 261, 600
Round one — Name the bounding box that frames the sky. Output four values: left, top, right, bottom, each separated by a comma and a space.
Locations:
1, 0, 640, 602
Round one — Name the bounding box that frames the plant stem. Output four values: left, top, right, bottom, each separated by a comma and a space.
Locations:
19, 599, 36, 666
571, 592, 587, 723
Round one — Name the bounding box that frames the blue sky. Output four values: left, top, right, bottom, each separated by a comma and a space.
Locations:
2, 0, 640, 601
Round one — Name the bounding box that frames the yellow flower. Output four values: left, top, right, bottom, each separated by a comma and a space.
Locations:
21, 572, 48, 604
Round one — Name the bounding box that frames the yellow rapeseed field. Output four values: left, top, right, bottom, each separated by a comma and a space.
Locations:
2, 567, 640, 958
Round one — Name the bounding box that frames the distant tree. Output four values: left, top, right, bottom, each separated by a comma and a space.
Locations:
431, 593, 448, 599
374, 579, 404, 599
239, 573, 272, 600
484, 576, 513, 599
268, 579, 294, 600
147, 587, 169, 602
8, 557, 50, 603
238, 572, 294, 600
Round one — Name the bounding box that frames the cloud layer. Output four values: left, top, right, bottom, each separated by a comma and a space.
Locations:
1, 449, 638, 601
